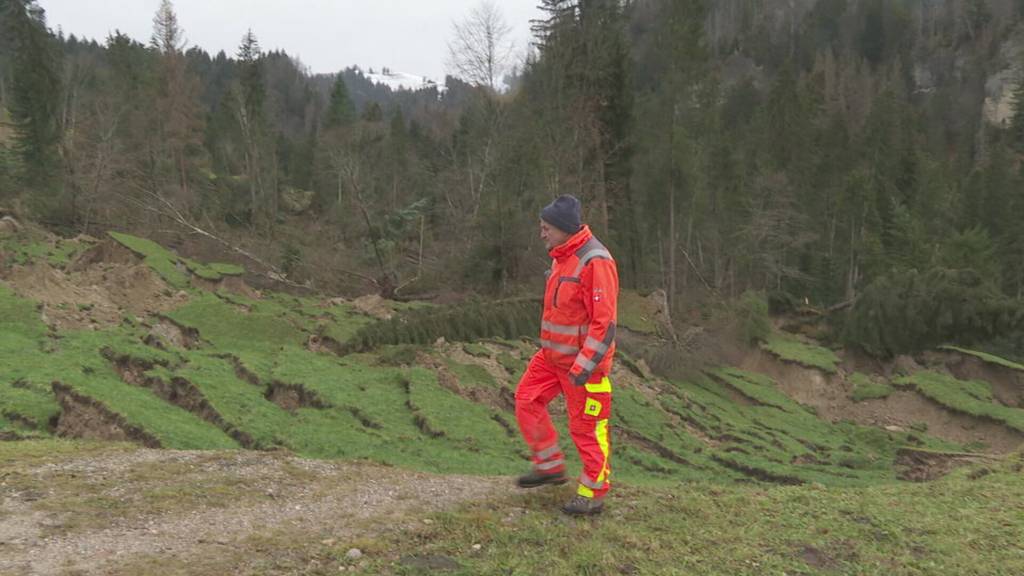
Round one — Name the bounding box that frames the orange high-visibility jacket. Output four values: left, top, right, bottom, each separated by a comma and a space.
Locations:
540, 225, 619, 385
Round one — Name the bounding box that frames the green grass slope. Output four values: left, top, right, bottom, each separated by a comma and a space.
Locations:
0, 276, 975, 485
0, 286, 236, 448
895, 371, 1024, 433
108, 231, 243, 286
940, 345, 1024, 372
4, 232, 1023, 491
760, 333, 841, 373
357, 454, 1024, 576
0, 226, 89, 267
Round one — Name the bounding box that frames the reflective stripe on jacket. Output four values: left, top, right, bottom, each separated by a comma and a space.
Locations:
540, 225, 619, 385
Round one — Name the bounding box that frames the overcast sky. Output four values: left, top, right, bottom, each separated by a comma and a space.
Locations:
38, 0, 543, 80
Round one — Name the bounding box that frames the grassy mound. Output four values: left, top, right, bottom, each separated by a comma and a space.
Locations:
760, 333, 840, 374
108, 231, 243, 287
850, 373, 895, 402
940, 345, 1024, 372
895, 372, 1024, 433
108, 232, 191, 288
687, 368, 950, 485
0, 285, 58, 431
0, 226, 90, 268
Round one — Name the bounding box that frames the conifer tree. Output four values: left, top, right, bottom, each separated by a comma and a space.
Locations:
325, 75, 355, 129
2, 0, 62, 188
530, 0, 635, 278
237, 29, 263, 119
363, 102, 383, 123
235, 29, 267, 226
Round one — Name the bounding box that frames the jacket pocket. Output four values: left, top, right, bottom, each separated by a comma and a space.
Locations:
552, 276, 581, 309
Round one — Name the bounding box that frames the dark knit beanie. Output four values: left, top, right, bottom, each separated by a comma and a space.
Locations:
540, 195, 582, 235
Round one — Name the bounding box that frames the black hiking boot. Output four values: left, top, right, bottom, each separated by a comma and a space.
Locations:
561, 495, 604, 516
516, 470, 568, 488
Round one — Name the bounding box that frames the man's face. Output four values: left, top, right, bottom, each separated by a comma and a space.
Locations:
540, 220, 571, 251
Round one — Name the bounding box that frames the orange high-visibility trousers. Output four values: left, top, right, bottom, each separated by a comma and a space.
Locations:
515, 350, 612, 499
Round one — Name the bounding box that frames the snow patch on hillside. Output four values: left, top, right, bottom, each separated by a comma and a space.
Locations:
364, 69, 442, 92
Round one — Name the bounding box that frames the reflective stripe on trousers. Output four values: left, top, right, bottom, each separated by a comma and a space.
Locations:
576, 417, 611, 498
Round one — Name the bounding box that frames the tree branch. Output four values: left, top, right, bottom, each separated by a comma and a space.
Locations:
120, 184, 310, 290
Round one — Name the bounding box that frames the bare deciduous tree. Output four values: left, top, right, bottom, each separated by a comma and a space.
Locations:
446, 0, 515, 90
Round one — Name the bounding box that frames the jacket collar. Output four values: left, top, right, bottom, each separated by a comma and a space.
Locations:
549, 225, 592, 262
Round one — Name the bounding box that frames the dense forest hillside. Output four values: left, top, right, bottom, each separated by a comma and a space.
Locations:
2, 0, 1024, 356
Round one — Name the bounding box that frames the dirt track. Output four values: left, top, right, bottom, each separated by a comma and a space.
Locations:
0, 448, 507, 575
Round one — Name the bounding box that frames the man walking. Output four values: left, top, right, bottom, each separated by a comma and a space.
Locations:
515, 194, 619, 516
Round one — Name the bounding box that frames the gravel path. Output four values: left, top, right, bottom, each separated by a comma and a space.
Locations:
0, 449, 508, 575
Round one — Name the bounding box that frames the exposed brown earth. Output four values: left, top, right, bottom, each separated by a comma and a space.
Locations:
3, 261, 187, 331
418, 349, 516, 413
2, 236, 261, 333
351, 294, 395, 320
51, 383, 161, 448
741, 348, 1024, 454
190, 274, 262, 300
928, 350, 1024, 408
265, 381, 330, 412
144, 316, 201, 349
894, 447, 1002, 482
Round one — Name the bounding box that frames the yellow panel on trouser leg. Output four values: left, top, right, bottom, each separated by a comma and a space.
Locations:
595, 419, 610, 483
577, 485, 595, 498
584, 377, 613, 394
584, 398, 602, 417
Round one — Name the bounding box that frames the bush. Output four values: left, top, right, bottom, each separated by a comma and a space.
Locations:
767, 290, 800, 315
377, 344, 421, 366
840, 268, 1024, 358
281, 242, 303, 277
736, 291, 771, 344
343, 298, 541, 353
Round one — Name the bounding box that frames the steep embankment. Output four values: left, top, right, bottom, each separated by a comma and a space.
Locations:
4, 225, 1024, 486
744, 333, 1024, 454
